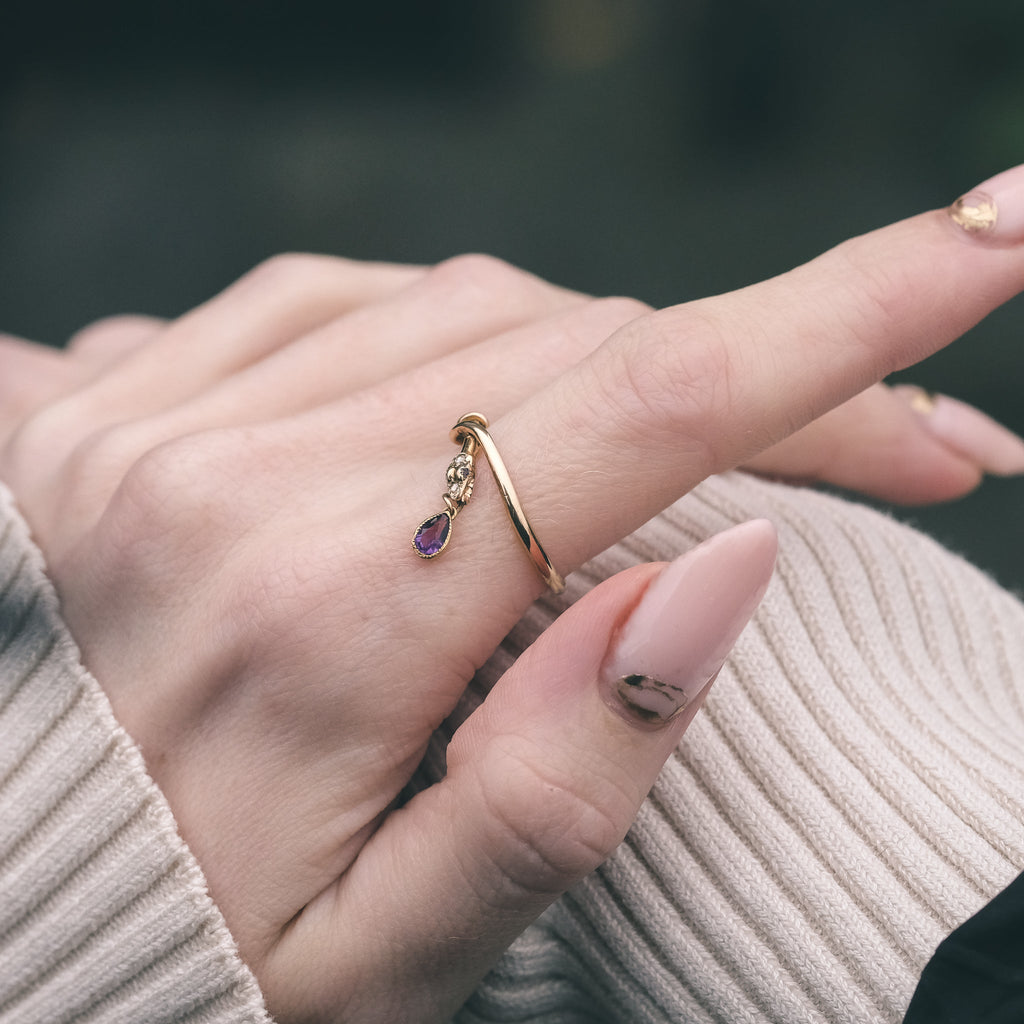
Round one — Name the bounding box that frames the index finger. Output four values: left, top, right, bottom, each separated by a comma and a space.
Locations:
448, 165, 1024, 597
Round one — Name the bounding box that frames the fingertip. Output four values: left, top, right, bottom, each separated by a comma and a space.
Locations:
742, 383, 995, 505
947, 163, 1024, 245
600, 519, 775, 730
895, 386, 1024, 478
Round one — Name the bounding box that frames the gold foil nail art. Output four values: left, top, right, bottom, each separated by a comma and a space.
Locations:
907, 387, 938, 416
950, 191, 998, 234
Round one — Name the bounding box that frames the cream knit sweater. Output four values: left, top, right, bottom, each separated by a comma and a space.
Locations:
1, 472, 1022, 1023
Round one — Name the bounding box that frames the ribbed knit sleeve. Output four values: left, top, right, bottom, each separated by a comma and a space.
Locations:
4, 463, 1023, 1024
444, 471, 1024, 1024
0, 484, 271, 1024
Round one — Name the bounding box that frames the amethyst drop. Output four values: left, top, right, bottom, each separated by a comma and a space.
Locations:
413, 512, 451, 558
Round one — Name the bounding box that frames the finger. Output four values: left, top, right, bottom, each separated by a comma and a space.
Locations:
66, 314, 165, 364
0, 333, 69, 387
96, 254, 593, 434
890, 385, 1024, 477
29, 255, 427, 429
69, 294, 647, 489
3, 261, 598, 553
262, 521, 776, 1022
58, 253, 580, 426
2, 256, 426, 515
456, 174, 1024, 600
9, 256, 584, 508
0, 317, 165, 439
0, 334, 78, 440
740, 382, 1024, 505
197, 254, 585, 412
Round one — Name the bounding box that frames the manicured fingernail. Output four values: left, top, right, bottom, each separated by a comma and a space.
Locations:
949, 163, 1024, 242
897, 385, 1024, 476
600, 520, 777, 729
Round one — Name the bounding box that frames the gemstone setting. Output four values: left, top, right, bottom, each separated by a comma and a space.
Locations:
413, 512, 452, 558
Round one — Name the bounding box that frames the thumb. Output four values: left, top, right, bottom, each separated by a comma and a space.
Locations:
275, 520, 776, 1023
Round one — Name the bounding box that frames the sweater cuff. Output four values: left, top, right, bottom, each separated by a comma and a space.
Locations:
0, 484, 271, 1024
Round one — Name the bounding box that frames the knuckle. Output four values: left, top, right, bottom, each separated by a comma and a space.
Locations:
424, 254, 577, 321
541, 295, 653, 369
2, 405, 59, 478
583, 306, 741, 473
76, 428, 292, 682
427, 252, 523, 296
2, 397, 91, 495
65, 314, 155, 353
57, 422, 147, 507
589, 294, 653, 328
562, 296, 653, 353
235, 252, 339, 296
100, 430, 250, 564
474, 742, 628, 900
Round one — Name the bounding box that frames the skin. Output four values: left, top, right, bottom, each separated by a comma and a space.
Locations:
0, 202, 1022, 1022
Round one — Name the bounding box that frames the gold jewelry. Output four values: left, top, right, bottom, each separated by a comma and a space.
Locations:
412, 412, 566, 594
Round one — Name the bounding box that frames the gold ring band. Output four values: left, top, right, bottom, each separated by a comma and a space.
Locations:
412, 412, 566, 595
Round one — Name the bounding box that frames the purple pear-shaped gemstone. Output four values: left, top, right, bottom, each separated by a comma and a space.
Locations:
413, 512, 451, 558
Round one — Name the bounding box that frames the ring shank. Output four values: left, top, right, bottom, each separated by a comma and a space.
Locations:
452, 415, 566, 595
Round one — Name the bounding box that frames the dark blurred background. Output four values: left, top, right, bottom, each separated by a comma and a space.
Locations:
3, 0, 1023, 589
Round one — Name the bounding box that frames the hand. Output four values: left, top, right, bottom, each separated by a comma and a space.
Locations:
3, 171, 1024, 1022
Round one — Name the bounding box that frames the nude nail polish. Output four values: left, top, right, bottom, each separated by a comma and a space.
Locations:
600, 520, 777, 728
949, 163, 1024, 242
898, 386, 1024, 476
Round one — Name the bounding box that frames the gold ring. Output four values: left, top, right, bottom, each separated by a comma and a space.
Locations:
412, 412, 566, 595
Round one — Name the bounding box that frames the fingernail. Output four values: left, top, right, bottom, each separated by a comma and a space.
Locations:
949, 163, 1024, 242
897, 385, 1024, 476
600, 520, 777, 729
